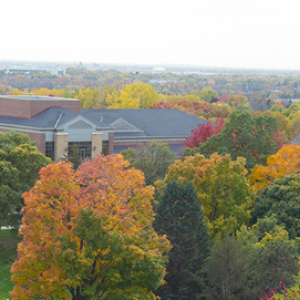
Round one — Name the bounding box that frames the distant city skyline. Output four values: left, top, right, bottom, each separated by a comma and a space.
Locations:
2, 0, 300, 70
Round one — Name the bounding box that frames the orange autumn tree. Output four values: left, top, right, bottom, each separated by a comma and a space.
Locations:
249, 145, 300, 193
11, 155, 171, 300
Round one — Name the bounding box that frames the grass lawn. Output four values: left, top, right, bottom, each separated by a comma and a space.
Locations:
0, 229, 21, 300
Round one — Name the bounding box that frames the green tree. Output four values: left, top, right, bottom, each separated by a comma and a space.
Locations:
153, 181, 210, 300
203, 236, 253, 300
237, 219, 299, 296
0, 130, 51, 227
191, 87, 218, 103
192, 110, 280, 169
121, 142, 177, 186
64, 143, 82, 170
251, 174, 300, 239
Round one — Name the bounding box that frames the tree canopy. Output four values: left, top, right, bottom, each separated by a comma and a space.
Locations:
153, 181, 210, 300
121, 142, 177, 186
11, 155, 171, 300
191, 87, 218, 103
228, 94, 248, 108
156, 153, 255, 238
249, 145, 300, 193
184, 119, 225, 149
0, 130, 51, 228
188, 110, 282, 169
251, 174, 300, 239
106, 83, 160, 109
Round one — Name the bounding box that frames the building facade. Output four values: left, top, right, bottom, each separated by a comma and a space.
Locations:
0, 95, 206, 160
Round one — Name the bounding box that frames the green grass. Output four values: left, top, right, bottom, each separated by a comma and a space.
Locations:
0, 229, 21, 300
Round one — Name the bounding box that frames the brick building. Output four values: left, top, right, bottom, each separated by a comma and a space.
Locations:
0, 95, 206, 161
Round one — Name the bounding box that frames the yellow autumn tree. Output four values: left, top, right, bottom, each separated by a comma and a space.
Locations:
156, 153, 255, 238
228, 94, 248, 108
249, 144, 300, 193
107, 83, 159, 109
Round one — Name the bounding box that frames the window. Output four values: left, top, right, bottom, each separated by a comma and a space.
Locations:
68, 142, 92, 158
45, 142, 54, 160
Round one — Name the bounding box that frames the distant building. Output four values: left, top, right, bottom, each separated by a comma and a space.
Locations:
152, 67, 166, 72
5, 67, 65, 75
0, 95, 205, 161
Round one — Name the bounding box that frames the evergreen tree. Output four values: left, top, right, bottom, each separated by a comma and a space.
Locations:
153, 181, 210, 300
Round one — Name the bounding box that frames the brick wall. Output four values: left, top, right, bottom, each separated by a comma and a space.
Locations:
30, 100, 80, 117
0, 97, 32, 118
0, 96, 80, 118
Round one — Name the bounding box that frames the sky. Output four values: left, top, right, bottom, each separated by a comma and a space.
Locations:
2, 0, 300, 70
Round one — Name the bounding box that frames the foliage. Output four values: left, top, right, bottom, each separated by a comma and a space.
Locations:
261, 282, 300, 300
0, 130, 51, 227
151, 100, 232, 121
156, 153, 255, 238
153, 181, 210, 300
237, 219, 299, 295
203, 236, 253, 300
64, 143, 83, 170
184, 119, 225, 149
219, 94, 230, 103
106, 83, 159, 109
11, 155, 171, 300
270, 104, 286, 112
228, 94, 248, 108
251, 174, 300, 239
121, 142, 177, 186
249, 145, 300, 193
191, 87, 218, 103
195, 110, 281, 169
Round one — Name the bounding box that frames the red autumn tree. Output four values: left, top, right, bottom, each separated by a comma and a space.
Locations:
219, 94, 230, 103
11, 155, 171, 300
184, 119, 225, 149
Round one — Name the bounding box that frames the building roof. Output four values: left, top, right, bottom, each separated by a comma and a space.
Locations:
0, 95, 78, 101
81, 109, 205, 137
0, 107, 205, 138
0, 107, 78, 129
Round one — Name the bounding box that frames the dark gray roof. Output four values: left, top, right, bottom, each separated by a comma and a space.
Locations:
0, 107, 79, 128
0, 108, 206, 138
81, 109, 206, 137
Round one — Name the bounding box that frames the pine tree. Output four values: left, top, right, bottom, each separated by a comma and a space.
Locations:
153, 181, 210, 300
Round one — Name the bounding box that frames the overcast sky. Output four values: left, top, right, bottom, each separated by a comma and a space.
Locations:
2, 0, 300, 69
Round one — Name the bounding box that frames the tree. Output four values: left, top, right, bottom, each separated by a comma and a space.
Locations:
192, 88, 218, 103
251, 174, 300, 239
237, 219, 299, 296
64, 143, 83, 170
184, 119, 225, 149
196, 110, 281, 169
228, 94, 248, 108
153, 181, 210, 300
203, 236, 253, 300
156, 153, 255, 238
107, 83, 160, 109
11, 155, 171, 300
219, 94, 230, 103
249, 145, 300, 193
121, 142, 177, 186
0, 130, 51, 228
